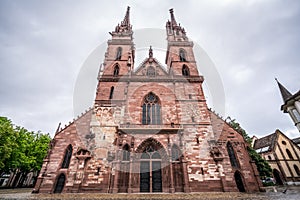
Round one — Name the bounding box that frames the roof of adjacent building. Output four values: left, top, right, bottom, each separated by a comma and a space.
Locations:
292, 137, 300, 145
253, 129, 300, 153
253, 132, 278, 153
276, 78, 292, 103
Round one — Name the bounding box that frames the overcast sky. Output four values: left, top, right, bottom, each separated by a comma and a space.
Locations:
0, 0, 299, 139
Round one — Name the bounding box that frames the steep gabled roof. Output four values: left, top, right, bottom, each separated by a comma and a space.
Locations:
253, 132, 278, 153
253, 129, 300, 153
276, 78, 292, 103
134, 57, 168, 76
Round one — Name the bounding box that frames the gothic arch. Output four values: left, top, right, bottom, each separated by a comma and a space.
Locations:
53, 173, 66, 193
234, 171, 246, 192
136, 138, 167, 193
273, 169, 284, 185
179, 48, 187, 62
113, 64, 120, 76
286, 149, 294, 159
136, 138, 168, 160
294, 165, 300, 176
182, 65, 190, 77
141, 92, 161, 125
116, 47, 122, 60
61, 144, 72, 169
227, 141, 239, 168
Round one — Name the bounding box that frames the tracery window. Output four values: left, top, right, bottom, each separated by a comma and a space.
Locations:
61, 145, 72, 168
116, 47, 122, 60
142, 92, 161, 125
179, 49, 186, 62
227, 142, 239, 168
182, 65, 190, 77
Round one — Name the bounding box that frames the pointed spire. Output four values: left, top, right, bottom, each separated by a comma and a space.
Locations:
149, 46, 153, 58
169, 8, 177, 26
276, 78, 292, 102
112, 6, 132, 34
121, 6, 130, 27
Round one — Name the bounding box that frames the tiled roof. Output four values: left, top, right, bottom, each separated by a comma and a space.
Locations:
253, 132, 278, 152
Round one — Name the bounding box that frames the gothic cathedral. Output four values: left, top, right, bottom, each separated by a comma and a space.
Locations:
34, 7, 262, 193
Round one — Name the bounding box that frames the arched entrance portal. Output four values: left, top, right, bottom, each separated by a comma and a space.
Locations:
234, 171, 245, 192
137, 138, 167, 193
53, 174, 66, 193
140, 145, 162, 192
273, 169, 283, 185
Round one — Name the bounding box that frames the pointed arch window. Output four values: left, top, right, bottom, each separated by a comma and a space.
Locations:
122, 144, 130, 161
294, 165, 300, 176
182, 65, 190, 77
227, 142, 239, 168
61, 145, 72, 168
113, 65, 120, 76
109, 86, 114, 99
116, 47, 122, 60
179, 49, 186, 62
54, 173, 66, 193
286, 149, 294, 160
142, 92, 161, 125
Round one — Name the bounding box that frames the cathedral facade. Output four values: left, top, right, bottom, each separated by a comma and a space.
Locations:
34, 7, 262, 193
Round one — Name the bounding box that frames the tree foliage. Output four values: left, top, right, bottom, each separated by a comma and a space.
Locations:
0, 116, 51, 175
227, 118, 272, 178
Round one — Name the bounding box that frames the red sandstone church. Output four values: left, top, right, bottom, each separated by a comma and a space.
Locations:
34, 7, 263, 193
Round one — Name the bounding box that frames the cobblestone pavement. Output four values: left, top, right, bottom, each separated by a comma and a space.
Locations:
1, 187, 300, 200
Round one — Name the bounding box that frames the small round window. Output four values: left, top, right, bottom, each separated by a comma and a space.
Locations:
282, 141, 287, 145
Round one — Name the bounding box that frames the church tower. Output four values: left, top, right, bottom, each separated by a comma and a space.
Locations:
276, 79, 300, 132
34, 7, 263, 194
165, 9, 199, 77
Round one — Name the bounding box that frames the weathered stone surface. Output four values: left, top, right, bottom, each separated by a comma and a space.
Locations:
34, 7, 262, 194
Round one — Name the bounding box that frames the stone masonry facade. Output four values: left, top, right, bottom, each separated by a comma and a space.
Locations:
33, 7, 263, 193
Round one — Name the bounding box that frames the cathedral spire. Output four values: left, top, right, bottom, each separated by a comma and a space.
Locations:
112, 6, 132, 34
121, 6, 131, 27
276, 78, 292, 103
169, 8, 177, 27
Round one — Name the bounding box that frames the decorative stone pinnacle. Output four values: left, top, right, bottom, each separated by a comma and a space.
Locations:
149, 46, 153, 58
169, 8, 177, 26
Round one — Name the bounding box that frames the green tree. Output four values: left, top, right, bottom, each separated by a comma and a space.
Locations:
0, 116, 51, 187
0, 117, 18, 173
227, 118, 272, 178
